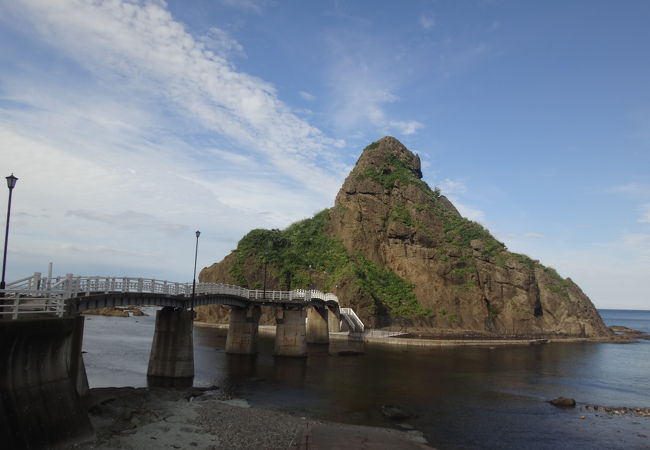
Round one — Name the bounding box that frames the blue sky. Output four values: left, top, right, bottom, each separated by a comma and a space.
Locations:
0, 0, 648, 309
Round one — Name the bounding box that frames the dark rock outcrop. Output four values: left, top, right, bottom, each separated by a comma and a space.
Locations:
549, 397, 576, 408
198, 137, 611, 338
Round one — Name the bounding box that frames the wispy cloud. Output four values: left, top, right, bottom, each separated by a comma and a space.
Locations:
324, 31, 423, 137
216, 0, 268, 15
66, 210, 189, 235
2, 0, 342, 195
496, 232, 545, 240
439, 179, 467, 195
639, 204, 650, 224
198, 27, 245, 58
419, 13, 435, 30
607, 182, 650, 196
453, 202, 486, 223
0, 0, 351, 280
299, 91, 316, 101
617, 233, 650, 254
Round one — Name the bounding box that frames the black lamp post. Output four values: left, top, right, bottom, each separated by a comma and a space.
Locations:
262, 250, 269, 299
191, 230, 200, 312
1, 174, 18, 292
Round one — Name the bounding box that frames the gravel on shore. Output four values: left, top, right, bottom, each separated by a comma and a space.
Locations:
65, 387, 432, 450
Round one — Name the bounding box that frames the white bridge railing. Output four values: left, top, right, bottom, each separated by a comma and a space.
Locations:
340, 307, 365, 332
0, 272, 339, 319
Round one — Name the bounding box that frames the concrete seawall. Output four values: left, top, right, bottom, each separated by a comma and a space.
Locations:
195, 322, 593, 347
0, 317, 93, 449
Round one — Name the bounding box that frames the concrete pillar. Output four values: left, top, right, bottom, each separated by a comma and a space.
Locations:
68, 316, 89, 397
0, 317, 94, 448
147, 307, 194, 379
275, 308, 307, 357
225, 306, 261, 355
306, 306, 329, 344
327, 308, 340, 332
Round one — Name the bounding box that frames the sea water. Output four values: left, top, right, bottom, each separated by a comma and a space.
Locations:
82, 309, 650, 449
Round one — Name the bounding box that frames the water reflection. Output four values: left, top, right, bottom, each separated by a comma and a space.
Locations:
147, 375, 193, 389
82, 310, 650, 450
224, 354, 258, 378
272, 357, 308, 386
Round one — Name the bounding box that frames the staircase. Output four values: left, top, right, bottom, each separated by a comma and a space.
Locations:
340, 307, 364, 332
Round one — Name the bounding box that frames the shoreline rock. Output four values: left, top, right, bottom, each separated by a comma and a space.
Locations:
550, 397, 576, 408
608, 325, 650, 342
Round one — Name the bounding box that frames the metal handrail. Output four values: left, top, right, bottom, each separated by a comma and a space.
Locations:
0, 272, 340, 319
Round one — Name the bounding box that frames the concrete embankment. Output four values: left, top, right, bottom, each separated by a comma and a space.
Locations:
0, 317, 93, 449
195, 322, 593, 347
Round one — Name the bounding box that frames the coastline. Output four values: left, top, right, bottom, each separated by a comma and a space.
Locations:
194, 321, 632, 347
66, 386, 432, 450
71, 311, 649, 449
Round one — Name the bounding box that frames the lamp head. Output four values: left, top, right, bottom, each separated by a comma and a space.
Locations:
195, 230, 201, 238
6, 174, 18, 190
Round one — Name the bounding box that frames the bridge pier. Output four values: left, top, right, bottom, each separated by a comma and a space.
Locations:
306, 306, 329, 344
225, 305, 261, 355
147, 307, 194, 380
328, 308, 341, 333
274, 308, 307, 357
0, 317, 94, 448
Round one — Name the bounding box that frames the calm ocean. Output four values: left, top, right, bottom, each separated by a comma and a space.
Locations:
82, 308, 650, 449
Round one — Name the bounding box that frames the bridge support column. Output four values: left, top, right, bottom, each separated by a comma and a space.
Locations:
225, 306, 261, 355
69, 315, 89, 397
306, 306, 329, 344
0, 317, 94, 448
275, 308, 307, 357
147, 307, 194, 380
328, 308, 340, 333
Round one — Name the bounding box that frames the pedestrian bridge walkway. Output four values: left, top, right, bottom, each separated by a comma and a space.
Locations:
0, 272, 340, 319
0, 270, 365, 448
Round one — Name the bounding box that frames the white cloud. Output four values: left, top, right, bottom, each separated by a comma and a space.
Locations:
453, 201, 486, 223
324, 33, 423, 137
216, 0, 267, 14
198, 27, 245, 58
299, 91, 316, 101
496, 232, 545, 240
419, 13, 435, 30
439, 179, 467, 195
607, 182, 650, 196
388, 120, 423, 135
2, 0, 342, 196
618, 233, 650, 252
638, 204, 650, 223
65, 210, 189, 235
0, 0, 356, 281
210, 148, 257, 167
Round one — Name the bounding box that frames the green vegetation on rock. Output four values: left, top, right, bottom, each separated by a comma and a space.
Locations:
357, 154, 419, 190
229, 208, 431, 319
391, 204, 415, 226
354, 256, 432, 318
543, 266, 571, 299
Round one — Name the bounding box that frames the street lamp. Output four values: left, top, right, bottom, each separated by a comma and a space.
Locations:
262, 250, 269, 300
1, 174, 18, 292
191, 230, 200, 312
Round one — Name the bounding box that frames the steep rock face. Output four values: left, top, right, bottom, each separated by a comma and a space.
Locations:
199, 137, 610, 338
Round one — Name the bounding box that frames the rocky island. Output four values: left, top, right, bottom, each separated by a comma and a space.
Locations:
198, 137, 611, 339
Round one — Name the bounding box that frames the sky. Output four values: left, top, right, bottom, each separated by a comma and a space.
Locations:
0, 0, 648, 310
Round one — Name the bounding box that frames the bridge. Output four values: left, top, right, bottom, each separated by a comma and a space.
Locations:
0, 271, 364, 448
